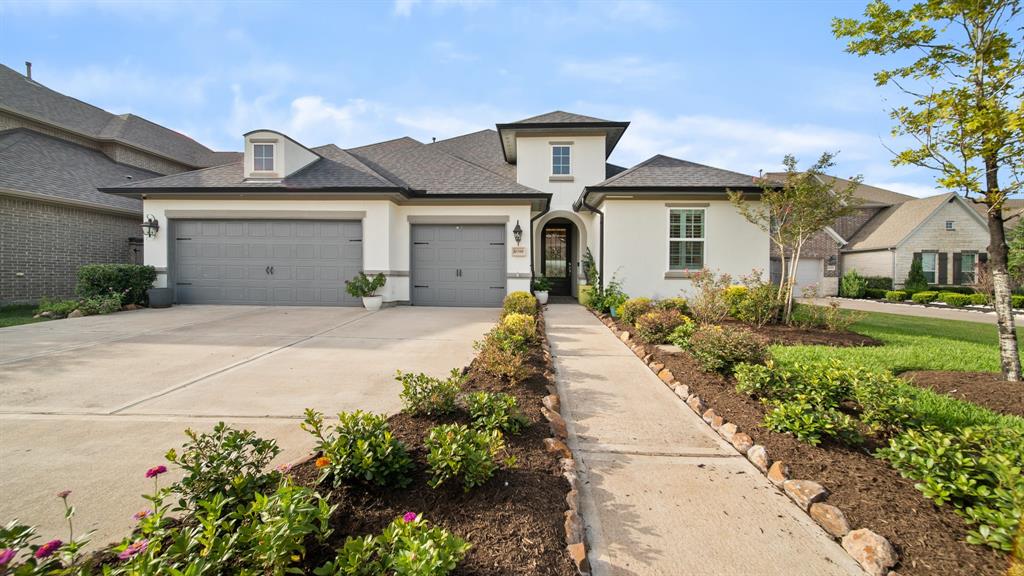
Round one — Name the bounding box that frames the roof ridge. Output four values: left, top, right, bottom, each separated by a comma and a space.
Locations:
428, 128, 496, 145
596, 155, 665, 186
0, 63, 119, 127
346, 135, 423, 152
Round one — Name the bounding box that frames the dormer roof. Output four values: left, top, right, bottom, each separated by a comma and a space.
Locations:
495, 110, 629, 163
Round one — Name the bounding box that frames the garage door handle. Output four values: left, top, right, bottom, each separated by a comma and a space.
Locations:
413, 242, 429, 245
414, 285, 428, 288
176, 237, 192, 241
349, 239, 362, 242
265, 266, 270, 275
490, 286, 504, 289
176, 282, 192, 286
270, 266, 275, 274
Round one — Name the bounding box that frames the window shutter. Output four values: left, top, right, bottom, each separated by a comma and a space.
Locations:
953, 252, 962, 285
912, 252, 922, 265
938, 252, 948, 284
979, 252, 988, 264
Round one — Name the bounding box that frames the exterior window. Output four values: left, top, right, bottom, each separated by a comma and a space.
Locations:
253, 143, 275, 172
960, 252, 977, 284
552, 145, 571, 175
669, 208, 705, 270
946, 220, 956, 231
921, 252, 937, 284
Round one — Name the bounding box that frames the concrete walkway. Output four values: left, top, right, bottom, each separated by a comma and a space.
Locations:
802, 296, 1024, 325
545, 304, 863, 576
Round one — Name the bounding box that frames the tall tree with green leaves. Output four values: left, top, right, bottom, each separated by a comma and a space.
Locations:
729, 152, 861, 323
834, 0, 1024, 381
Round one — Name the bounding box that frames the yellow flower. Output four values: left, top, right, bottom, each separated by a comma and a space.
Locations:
315, 456, 331, 469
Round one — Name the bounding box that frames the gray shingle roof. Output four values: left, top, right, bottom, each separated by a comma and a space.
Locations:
0, 129, 149, 212
513, 111, 615, 124
764, 172, 915, 206
0, 64, 233, 168
429, 130, 517, 180
591, 154, 761, 189
844, 193, 956, 251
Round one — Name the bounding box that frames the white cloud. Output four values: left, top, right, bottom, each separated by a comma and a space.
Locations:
430, 40, 478, 62
393, 0, 420, 16
393, 0, 491, 17
560, 57, 675, 85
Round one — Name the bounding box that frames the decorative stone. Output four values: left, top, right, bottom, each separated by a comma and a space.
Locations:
542, 394, 560, 413
718, 422, 738, 442
542, 407, 568, 438
709, 414, 725, 431
658, 369, 675, 384
544, 438, 572, 459
783, 480, 829, 511
67, 309, 83, 318
673, 383, 690, 399
642, 353, 653, 363
649, 361, 665, 373
702, 408, 718, 425
730, 432, 754, 454
842, 529, 898, 576
564, 510, 585, 544
39, 311, 54, 318
619, 331, 631, 343
566, 489, 579, 512
686, 394, 706, 414
655, 344, 683, 354
809, 503, 851, 538
567, 542, 590, 573
746, 445, 770, 473
123, 303, 140, 311
767, 461, 790, 485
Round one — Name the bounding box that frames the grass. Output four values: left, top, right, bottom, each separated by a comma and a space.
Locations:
0, 304, 48, 328
774, 311, 1024, 373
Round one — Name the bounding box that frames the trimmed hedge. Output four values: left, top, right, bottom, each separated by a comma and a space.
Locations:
969, 293, 990, 305
911, 291, 939, 304
929, 285, 976, 295
864, 276, 894, 290
884, 290, 907, 302
1014, 295, 1024, 309
864, 288, 888, 299
938, 292, 971, 308
76, 264, 156, 306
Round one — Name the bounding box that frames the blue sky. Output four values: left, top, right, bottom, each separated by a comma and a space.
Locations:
1, 0, 948, 196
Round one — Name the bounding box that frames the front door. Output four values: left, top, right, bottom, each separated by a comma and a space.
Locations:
542, 223, 573, 296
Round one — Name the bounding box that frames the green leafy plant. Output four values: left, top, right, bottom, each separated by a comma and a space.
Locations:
864, 288, 888, 299
474, 331, 529, 386
688, 325, 770, 374
839, 270, 868, 298
35, 298, 79, 317
634, 309, 687, 344
911, 291, 939, 304
301, 410, 412, 488
345, 272, 386, 298
598, 276, 628, 315
733, 273, 782, 328
689, 269, 732, 324
763, 398, 861, 446
864, 276, 894, 291
464, 391, 528, 435
969, 293, 991, 306
424, 424, 509, 491
77, 293, 123, 315
1013, 294, 1024, 309
884, 290, 908, 302
667, 316, 697, 348
500, 312, 537, 343
502, 291, 537, 316
531, 276, 551, 292
396, 369, 464, 416
239, 481, 336, 573
904, 258, 929, 293
165, 423, 282, 510
620, 297, 653, 325
76, 263, 157, 305
654, 297, 688, 315
723, 285, 749, 318
938, 292, 971, 308
789, 302, 863, 332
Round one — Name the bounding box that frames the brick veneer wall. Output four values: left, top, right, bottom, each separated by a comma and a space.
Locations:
0, 195, 142, 303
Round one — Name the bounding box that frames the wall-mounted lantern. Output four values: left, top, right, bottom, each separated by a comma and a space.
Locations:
141, 215, 160, 238
513, 220, 523, 245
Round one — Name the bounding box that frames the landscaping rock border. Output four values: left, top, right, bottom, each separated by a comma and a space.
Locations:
593, 310, 899, 576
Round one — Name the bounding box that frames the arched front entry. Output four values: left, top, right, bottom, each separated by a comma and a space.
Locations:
541, 218, 578, 296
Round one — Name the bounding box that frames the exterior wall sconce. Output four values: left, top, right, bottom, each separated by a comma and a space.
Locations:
513, 220, 523, 244
141, 215, 160, 238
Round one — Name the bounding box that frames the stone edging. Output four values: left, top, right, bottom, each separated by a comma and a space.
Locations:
596, 311, 900, 576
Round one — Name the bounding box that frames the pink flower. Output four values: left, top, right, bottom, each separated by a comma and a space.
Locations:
144, 465, 167, 479
118, 539, 148, 561
132, 509, 152, 521
56, 490, 71, 499
34, 540, 61, 559
276, 463, 291, 474
402, 512, 418, 523
0, 549, 15, 565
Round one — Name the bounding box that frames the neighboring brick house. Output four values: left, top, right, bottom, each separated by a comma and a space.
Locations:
0, 63, 238, 303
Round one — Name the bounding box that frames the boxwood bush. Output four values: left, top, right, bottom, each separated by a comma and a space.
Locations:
654, 297, 689, 315
1013, 294, 1024, 309
839, 270, 867, 298
938, 292, 972, 308
969, 293, 991, 305
502, 291, 537, 316
863, 288, 888, 299
884, 290, 908, 302
634, 309, 687, 344
76, 264, 156, 305
688, 325, 769, 374
911, 291, 939, 304
864, 276, 894, 290
620, 297, 653, 325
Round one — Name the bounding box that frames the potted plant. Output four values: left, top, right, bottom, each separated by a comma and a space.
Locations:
345, 272, 387, 311
603, 277, 628, 318
532, 276, 551, 305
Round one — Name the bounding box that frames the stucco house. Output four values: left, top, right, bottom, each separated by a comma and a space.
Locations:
0, 63, 238, 303
101, 111, 769, 307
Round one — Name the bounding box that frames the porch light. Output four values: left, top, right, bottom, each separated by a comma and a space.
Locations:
141, 215, 160, 238
513, 220, 523, 244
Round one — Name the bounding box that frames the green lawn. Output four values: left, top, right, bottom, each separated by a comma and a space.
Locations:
0, 304, 48, 328
773, 311, 1024, 373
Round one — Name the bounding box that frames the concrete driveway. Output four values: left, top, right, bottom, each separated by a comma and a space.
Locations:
0, 305, 496, 548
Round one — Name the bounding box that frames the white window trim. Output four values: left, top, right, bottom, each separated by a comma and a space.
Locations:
945, 220, 956, 231
667, 207, 707, 272
253, 142, 276, 173
550, 144, 572, 176
921, 252, 938, 284
960, 252, 977, 284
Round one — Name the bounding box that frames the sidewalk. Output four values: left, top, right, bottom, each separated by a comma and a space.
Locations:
545, 304, 863, 576
801, 296, 1024, 324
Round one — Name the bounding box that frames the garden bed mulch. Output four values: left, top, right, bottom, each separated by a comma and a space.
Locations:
612, 316, 880, 348
900, 370, 1024, 418
290, 311, 576, 576
648, 347, 1011, 576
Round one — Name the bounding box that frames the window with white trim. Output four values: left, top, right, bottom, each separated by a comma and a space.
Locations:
669, 208, 705, 270
253, 143, 275, 172
551, 145, 571, 175
945, 220, 956, 231
960, 252, 977, 284
921, 252, 937, 284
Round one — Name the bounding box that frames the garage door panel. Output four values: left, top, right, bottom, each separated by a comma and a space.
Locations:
411, 224, 505, 307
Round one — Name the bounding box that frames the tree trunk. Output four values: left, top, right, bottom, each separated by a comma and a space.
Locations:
784, 242, 804, 323
984, 162, 1022, 381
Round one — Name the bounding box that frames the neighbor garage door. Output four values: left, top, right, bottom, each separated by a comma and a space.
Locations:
794, 258, 824, 297
411, 224, 505, 307
173, 220, 362, 306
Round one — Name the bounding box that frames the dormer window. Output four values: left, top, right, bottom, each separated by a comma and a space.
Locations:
253, 143, 275, 172
552, 145, 571, 175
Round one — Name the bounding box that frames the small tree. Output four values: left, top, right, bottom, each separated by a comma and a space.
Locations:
834, 0, 1023, 381
904, 258, 929, 292
729, 153, 861, 322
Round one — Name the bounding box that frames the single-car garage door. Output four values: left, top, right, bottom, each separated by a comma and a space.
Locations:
411, 224, 506, 307
794, 258, 824, 297
173, 220, 362, 306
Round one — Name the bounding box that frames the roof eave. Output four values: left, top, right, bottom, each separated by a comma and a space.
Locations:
495, 121, 631, 163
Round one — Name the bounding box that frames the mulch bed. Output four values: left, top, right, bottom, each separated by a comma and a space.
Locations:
900, 370, 1024, 418
612, 316, 881, 347
290, 312, 576, 576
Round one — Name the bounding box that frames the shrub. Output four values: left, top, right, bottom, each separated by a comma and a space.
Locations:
318, 513, 470, 576
667, 316, 698, 348
76, 264, 157, 305
939, 292, 972, 308
688, 325, 769, 373
931, 285, 976, 294
475, 323, 531, 385
655, 297, 689, 314
884, 290, 908, 302
397, 369, 464, 416
502, 291, 537, 316
464, 391, 527, 435
789, 302, 863, 332
839, 270, 867, 298
241, 482, 336, 574
1013, 294, 1024, 309
165, 423, 282, 509
879, 426, 1024, 551
424, 424, 509, 491
35, 298, 78, 317
905, 258, 929, 292
864, 276, 894, 291
345, 272, 386, 298
734, 281, 782, 328
620, 297, 654, 325
77, 293, 123, 315
723, 285, 750, 318
911, 291, 939, 304
851, 375, 917, 434
301, 410, 412, 488
531, 276, 550, 293
763, 398, 860, 446
689, 269, 732, 324
596, 277, 628, 315
864, 288, 888, 299
634, 309, 687, 344
969, 293, 991, 305
500, 312, 537, 343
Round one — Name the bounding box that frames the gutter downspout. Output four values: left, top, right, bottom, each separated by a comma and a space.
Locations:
529, 197, 552, 280
581, 194, 605, 289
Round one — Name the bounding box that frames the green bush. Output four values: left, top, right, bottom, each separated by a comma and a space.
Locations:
884, 290, 908, 302
733, 282, 782, 327
474, 330, 529, 385
77, 293, 123, 315
634, 309, 687, 344
969, 293, 991, 305
165, 423, 282, 510
931, 285, 976, 295
35, 298, 78, 316
424, 424, 508, 491
789, 302, 863, 332
620, 297, 654, 325
317, 513, 470, 576
939, 292, 972, 308
500, 312, 537, 343
763, 398, 861, 446
502, 291, 537, 316
905, 257, 929, 292
301, 410, 412, 488
911, 291, 939, 304
1013, 294, 1024, 309
878, 426, 1024, 551
397, 369, 464, 416
864, 288, 888, 299
688, 325, 770, 374
654, 297, 689, 315
864, 276, 894, 290
667, 316, 698, 348
464, 391, 527, 435
76, 264, 156, 305
839, 270, 867, 298
723, 285, 749, 318
345, 272, 386, 298
690, 269, 732, 324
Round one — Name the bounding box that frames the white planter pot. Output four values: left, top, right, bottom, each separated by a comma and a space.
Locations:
535, 291, 549, 305
362, 295, 383, 311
